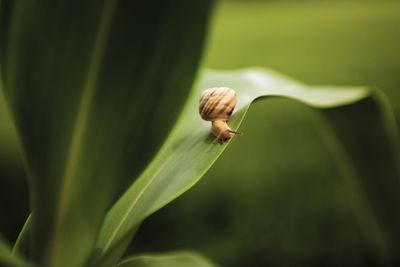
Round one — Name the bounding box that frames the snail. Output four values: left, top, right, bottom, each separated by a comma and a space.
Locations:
199, 87, 243, 144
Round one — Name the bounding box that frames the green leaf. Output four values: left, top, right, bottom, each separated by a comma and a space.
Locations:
117, 251, 218, 267
0, 237, 35, 267
320, 91, 400, 259
95, 68, 376, 258
0, 1, 213, 266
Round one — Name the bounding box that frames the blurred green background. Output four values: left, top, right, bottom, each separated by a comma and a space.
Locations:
1, 0, 400, 266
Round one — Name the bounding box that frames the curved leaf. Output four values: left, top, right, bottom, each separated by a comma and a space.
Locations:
320, 91, 400, 260
95, 68, 375, 258
0, 1, 213, 266
117, 251, 218, 267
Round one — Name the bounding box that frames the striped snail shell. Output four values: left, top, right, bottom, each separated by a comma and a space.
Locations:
199, 87, 242, 144
199, 87, 237, 121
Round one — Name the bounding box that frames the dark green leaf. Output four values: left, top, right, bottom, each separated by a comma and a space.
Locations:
320, 91, 400, 260
0, 1, 213, 266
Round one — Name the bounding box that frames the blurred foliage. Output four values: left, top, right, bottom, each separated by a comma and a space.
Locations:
205, 0, 400, 121
117, 251, 217, 267
127, 1, 400, 266
1, 0, 399, 266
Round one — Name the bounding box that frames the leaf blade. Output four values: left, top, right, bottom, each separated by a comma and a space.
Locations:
95, 68, 372, 257
1, 1, 213, 266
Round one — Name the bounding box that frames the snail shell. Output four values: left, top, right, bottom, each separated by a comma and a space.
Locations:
199, 87, 242, 144
199, 87, 237, 121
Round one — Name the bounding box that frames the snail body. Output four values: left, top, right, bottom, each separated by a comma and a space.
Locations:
199, 87, 242, 144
